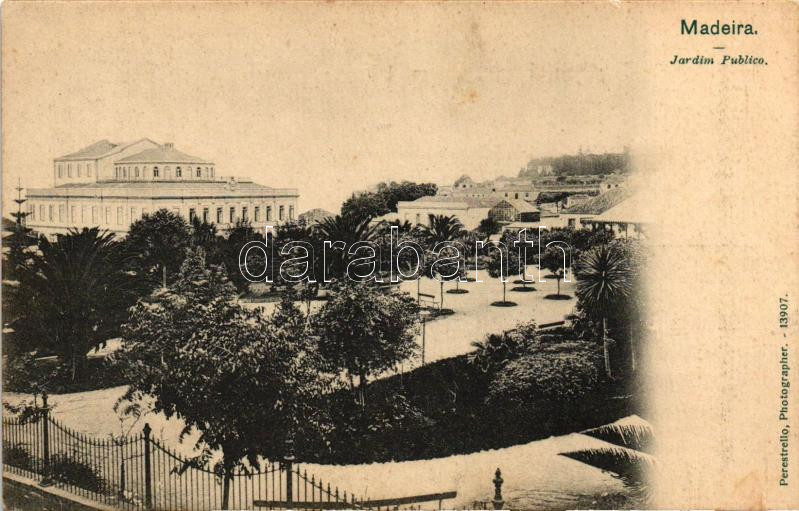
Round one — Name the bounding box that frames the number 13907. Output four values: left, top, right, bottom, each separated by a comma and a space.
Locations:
780, 297, 789, 328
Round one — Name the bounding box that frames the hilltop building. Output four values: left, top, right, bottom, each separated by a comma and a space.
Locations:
25, 139, 299, 237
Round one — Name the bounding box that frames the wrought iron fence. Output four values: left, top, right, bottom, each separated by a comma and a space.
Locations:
2, 395, 462, 511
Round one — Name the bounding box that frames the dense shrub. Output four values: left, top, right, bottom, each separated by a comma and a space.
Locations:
46, 453, 109, 494
487, 341, 602, 405
3, 443, 34, 471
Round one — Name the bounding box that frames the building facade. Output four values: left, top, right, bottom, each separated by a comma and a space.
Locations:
395, 196, 498, 230
26, 140, 299, 237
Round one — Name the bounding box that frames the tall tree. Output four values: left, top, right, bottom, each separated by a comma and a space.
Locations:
125, 209, 191, 288
312, 282, 420, 405
315, 214, 380, 282
420, 215, 466, 305
340, 181, 437, 222
539, 245, 573, 298
575, 243, 633, 379
218, 220, 265, 293
486, 240, 522, 306
116, 251, 332, 509
11, 228, 142, 380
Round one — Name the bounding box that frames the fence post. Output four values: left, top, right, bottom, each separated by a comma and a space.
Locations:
492, 468, 504, 510
284, 437, 295, 506
143, 423, 153, 510
39, 392, 52, 487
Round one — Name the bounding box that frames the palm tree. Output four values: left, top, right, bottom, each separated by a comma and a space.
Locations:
576, 244, 632, 379
420, 215, 465, 307
315, 214, 380, 282
12, 228, 142, 381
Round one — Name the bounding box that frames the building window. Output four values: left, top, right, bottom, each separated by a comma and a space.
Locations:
202, 208, 209, 222
77, 164, 82, 177
176, 167, 182, 178
229, 207, 236, 223
254, 206, 261, 222
135, 167, 140, 178
81, 206, 87, 223
189, 208, 196, 222
39, 205, 45, 220
266, 206, 272, 221
514, 193, 519, 199
92, 207, 98, 223
131, 207, 137, 221
29, 205, 35, 221
71, 206, 77, 222
123, 167, 128, 179
242, 207, 248, 221
216, 207, 223, 224
279, 205, 285, 221
164, 166, 171, 178
153, 166, 159, 177
210, 167, 215, 178
116, 207, 123, 225
58, 205, 65, 222
57, 164, 63, 178
49, 205, 54, 221
196, 167, 202, 178
105, 207, 111, 224
87, 163, 93, 177
67, 164, 72, 178
289, 206, 294, 220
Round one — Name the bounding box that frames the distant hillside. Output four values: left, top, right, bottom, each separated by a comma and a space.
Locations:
519, 150, 630, 178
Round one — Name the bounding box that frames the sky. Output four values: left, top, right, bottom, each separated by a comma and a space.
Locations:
2, 3, 640, 215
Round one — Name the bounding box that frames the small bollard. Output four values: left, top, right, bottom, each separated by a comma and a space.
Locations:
492, 467, 504, 510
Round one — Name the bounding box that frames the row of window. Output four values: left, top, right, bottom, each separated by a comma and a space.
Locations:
56, 162, 93, 179
28, 203, 294, 226
114, 165, 215, 180
188, 205, 294, 224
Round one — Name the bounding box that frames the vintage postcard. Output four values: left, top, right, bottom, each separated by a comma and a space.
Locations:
1, 1, 796, 510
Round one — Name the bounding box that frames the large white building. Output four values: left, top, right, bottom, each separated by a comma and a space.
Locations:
26, 139, 299, 237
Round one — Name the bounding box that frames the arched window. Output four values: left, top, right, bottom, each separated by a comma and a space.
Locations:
210, 167, 215, 178
135, 167, 140, 178
196, 167, 202, 178
153, 166, 160, 178
176, 166, 182, 178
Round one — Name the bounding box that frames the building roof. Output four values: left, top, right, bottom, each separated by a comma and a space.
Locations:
561, 187, 632, 215
406, 195, 499, 208
116, 144, 210, 164
590, 194, 650, 224
492, 199, 539, 213
26, 180, 297, 200
55, 138, 160, 161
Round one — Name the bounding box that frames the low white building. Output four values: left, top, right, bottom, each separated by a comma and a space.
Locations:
26, 140, 299, 237
395, 196, 499, 230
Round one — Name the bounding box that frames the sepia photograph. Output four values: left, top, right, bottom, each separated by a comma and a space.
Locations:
1, 2, 796, 510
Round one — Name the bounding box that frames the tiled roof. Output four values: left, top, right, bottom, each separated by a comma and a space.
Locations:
400, 195, 498, 209
56, 140, 119, 160
26, 180, 297, 199
562, 187, 632, 215
591, 194, 650, 224
495, 199, 539, 213
116, 145, 209, 164
55, 138, 160, 161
